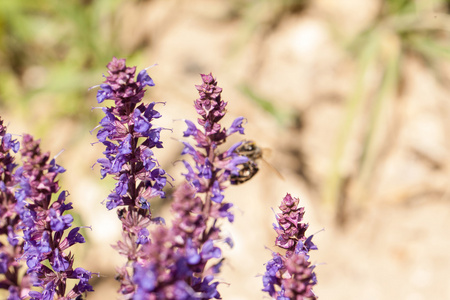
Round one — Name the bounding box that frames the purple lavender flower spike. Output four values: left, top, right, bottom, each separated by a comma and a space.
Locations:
0, 125, 92, 299
0, 118, 33, 299
92, 57, 168, 211
173, 74, 248, 295
14, 134, 94, 299
130, 74, 249, 299
130, 183, 225, 299
181, 73, 247, 213
92, 57, 170, 297
262, 193, 318, 300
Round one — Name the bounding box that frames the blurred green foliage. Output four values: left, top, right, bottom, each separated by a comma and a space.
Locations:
231, 0, 308, 127
324, 0, 450, 220
230, 0, 307, 43
0, 0, 142, 137
238, 84, 293, 126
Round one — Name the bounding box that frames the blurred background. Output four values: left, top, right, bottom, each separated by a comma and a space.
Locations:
1, 0, 450, 299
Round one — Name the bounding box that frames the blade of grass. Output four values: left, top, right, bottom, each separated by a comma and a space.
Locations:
323, 29, 381, 207
408, 35, 450, 60
355, 33, 401, 205
239, 83, 292, 126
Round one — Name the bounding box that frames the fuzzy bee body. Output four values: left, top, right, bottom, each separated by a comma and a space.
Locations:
230, 141, 262, 185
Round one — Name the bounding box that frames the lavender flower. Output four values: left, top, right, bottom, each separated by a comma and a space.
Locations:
181, 73, 247, 216
0, 118, 31, 299
131, 73, 248, 299
93, 57, 167, 210
132, 183, 222, 300
262, 194, 318, 300
14, 134, 93, 299
173, 74, 248, 295
92, 57, 169, 296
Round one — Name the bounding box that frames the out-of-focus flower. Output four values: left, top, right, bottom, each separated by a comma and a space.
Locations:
262, 193, 318, 300
14, 134, 93, 299
132, 183, 222, 300
0, 118, 30, 299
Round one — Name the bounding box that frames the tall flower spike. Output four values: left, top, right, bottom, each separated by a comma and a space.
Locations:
182, 73, 247, 215
131, 74, 249, 299
0, 118, 30, 300
179, 74, 249, 292
262, 193, 318, 300
92, 57, 169, 297
94, 57, 167, 210
14, 134, 93, 299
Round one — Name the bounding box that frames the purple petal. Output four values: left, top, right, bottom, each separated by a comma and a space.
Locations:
226, 116, 245, 136
97, 84, 113, 103
137, 70, 155, 87
183, 120, 198, 137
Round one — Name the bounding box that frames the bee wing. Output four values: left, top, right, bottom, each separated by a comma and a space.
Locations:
262, 147, 272, 158
261, 157, 284, 181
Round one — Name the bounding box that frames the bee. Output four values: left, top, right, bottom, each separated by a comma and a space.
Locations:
230, 140, 282, 185
235, 140, 263, 161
